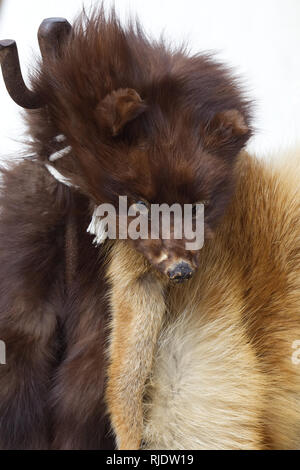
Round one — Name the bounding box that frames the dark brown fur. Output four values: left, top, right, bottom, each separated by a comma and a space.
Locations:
28, 8, 251, 210
25, 8, 252, 273
0, 160, 114, 449
0, 7, 252, 448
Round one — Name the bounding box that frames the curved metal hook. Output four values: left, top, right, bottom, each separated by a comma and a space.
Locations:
0, 39, 42, 109
38, 17, 72, 60
0, 17, 72, 109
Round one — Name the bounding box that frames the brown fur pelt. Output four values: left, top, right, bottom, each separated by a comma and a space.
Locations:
0, 6, 300, 450
0, 159, 114, 449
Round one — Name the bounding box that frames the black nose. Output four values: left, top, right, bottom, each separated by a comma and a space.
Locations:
167, 262, 194, 283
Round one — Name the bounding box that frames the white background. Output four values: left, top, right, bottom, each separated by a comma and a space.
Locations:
0, 0, 300, 159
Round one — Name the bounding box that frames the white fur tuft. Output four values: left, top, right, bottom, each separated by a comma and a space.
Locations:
87, 206, 108, 246
45, 163, 75, 187
54, 134, 67, 143
49, 145, 72, 162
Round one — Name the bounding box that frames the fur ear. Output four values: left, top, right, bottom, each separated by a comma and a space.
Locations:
200, 109, 249, 154
96, 88, 147, 136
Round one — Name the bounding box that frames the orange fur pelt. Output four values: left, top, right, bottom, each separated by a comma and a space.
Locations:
105, 150, 300, 449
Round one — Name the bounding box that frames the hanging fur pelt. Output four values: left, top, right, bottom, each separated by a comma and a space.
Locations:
104, 149, 300, 450
0, 7, 300, 450
140, 150, 300, 450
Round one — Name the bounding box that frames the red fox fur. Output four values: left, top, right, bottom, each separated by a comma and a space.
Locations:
0, 8, 300, 449
106, 150, 300, 449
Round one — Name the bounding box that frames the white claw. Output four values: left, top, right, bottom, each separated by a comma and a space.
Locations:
49, 145, 72, 162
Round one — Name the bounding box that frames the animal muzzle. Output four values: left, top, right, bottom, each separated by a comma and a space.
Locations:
167, 261, 194, 283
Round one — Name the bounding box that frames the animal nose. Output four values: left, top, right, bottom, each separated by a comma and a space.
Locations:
167, 261, 194, 283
